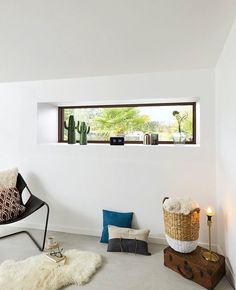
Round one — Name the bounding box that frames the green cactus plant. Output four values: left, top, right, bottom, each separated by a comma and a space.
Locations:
64, 115, 79, 144
77, 121, 90, 145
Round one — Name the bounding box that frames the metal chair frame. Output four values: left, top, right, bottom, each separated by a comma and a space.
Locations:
0, 174, 49, 251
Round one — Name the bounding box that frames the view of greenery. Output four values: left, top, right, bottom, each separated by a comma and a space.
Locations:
63, 105, 193, 142
95, 108, 150, 137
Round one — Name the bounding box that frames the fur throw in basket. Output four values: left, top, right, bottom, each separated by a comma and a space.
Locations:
163, 197, 200, 253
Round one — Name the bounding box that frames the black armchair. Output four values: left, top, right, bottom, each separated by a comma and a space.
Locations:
0, 174, 49, 251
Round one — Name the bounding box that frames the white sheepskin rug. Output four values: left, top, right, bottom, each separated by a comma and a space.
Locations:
0, 249, 102, 290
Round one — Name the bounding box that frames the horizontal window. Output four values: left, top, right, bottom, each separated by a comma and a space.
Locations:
58, 102, 196, 144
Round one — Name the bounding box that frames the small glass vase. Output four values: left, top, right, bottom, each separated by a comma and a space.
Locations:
173, 131, 186, 144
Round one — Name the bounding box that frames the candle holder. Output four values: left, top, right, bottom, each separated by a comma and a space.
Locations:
45, 236, 60, 251
202, 208, 219, 263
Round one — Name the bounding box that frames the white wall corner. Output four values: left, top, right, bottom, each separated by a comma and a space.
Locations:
218, 245, 236, 289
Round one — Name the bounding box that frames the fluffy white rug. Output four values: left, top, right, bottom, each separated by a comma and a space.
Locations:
0, 249, 102, 290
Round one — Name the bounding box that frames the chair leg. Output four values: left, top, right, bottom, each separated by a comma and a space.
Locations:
0, 203, 50, 251
42, 203, 50, 250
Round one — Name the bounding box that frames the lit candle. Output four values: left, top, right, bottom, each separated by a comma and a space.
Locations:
206, 207, 214, 217
202, 206, 219, 262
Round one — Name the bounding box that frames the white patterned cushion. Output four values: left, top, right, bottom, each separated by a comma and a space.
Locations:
0, 168, 18, 189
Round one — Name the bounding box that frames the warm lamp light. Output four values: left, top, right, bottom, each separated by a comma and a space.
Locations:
206, 207, 214, 217
202, 206, 219, 262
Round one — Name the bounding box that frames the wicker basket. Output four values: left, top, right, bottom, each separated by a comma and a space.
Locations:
163, 197, 200, 253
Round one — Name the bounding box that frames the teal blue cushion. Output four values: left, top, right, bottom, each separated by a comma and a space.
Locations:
100, 209, 133, 243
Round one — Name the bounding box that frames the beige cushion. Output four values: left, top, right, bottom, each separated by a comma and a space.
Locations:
0, 168, 18, 189
108, 225, 150, 242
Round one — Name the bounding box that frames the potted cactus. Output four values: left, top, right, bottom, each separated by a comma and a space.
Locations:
64, 115, 79, 144
77, 121, 90, 145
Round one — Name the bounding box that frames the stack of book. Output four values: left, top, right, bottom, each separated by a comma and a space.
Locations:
46, 253, 66, 266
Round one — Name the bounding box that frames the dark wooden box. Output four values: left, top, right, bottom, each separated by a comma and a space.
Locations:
164, 246, 226, 290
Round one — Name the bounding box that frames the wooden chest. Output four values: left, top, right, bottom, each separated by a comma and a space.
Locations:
164, 246, 226, 290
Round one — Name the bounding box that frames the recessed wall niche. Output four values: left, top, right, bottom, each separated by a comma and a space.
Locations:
37, 103, 58, 144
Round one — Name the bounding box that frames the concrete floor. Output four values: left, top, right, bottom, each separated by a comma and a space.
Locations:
0, 227, 233, 290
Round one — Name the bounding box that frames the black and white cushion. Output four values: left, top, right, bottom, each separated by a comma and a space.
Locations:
107, 225, 151, 256
0, 187, 25, 222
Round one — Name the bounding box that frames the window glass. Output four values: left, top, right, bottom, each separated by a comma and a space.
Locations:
60, 103, 195, 144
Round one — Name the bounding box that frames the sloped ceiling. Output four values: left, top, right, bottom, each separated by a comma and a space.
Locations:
0, 0, 236, 82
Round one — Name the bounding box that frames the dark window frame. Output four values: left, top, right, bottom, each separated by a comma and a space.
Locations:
58, 102, 196, 144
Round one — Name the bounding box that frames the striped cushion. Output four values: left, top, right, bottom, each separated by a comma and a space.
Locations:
107, 225, 151, 256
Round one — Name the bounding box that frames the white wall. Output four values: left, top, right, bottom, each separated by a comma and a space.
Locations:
0, 69, 216, 245
37, 103, 58, 144
216, 19, 236, 286
0, 0, 236, 82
